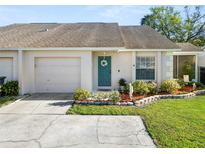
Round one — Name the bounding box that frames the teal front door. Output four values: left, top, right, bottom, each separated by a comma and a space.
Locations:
98, 56, 111, 87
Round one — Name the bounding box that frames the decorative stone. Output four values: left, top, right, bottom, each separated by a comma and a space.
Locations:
127, 102, 134, 106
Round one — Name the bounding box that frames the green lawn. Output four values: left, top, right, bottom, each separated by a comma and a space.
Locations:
0, 96, 17, 108
67, 96, 205, 148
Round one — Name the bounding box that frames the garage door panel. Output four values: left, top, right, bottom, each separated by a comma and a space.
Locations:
0, 58, 13, 81
36, 58, 80, 66
35, 57, 81, 93
36, 70, 80, 80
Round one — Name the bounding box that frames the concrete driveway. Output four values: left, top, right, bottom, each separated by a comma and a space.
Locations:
0, 93, 73, 115
0, 94, 155, 148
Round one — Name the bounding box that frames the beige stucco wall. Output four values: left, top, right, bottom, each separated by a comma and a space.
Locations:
92, 51, 170, 90
198, 53, 205, 67
161, 52, 174, 81
22, 50, 92, 94
0, 51, 18, 81
0, 49, 176, 94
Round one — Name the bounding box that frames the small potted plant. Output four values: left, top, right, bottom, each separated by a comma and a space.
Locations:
118, 78, 127, 92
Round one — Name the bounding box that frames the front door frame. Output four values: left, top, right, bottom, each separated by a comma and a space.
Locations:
97, 56, 112, 89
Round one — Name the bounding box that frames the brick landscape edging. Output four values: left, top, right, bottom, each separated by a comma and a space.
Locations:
74, 90, 205, 107
135, 89, 205, 107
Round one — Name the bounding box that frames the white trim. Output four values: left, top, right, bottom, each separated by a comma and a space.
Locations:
0, 47, 181, 52
135, 55, 156, 81
119, 49, 181, 52
97, 86, 112, 90
173, 51, 202, 55
177, 55, 179, 78
156, 52, 162, 85
0, 47, 124, 51
131, 51, 136, 82
195, 55, 198, 81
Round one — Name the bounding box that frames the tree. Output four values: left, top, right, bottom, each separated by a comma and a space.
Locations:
141, 6, 205, 46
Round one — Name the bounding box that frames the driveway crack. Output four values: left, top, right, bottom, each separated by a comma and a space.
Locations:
0, 139, 41, 148
37, 115, 60, 141
96, 116, 101, 144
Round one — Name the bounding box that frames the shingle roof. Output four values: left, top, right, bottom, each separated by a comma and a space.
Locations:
0, 23, 180, 49
176, 43, 204, 51
120, 26, 179, 49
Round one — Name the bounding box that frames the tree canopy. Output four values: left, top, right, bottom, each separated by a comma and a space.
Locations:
141, 6, 205, 46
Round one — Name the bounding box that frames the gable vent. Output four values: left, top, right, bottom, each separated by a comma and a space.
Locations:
39, 28, 49, 32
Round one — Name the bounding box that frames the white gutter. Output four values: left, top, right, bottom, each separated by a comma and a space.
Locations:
173, 51, 204, 55
118, 49, 181, 52
0, 47, 125, 51
0, 47, 182, 52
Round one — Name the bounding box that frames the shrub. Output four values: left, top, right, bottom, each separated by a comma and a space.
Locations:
73, 88, 91, 100
161, 79, 181, 94
176, 79, 186, 89
123, 84, 130, 94
1, 81, 19, 96
132, 80, 149, 95
94, 92, 110, 100
94, 91, 121, 103
195, 82, 205, 89
187, 81, 205, 89
108, 91, 121, 103
147, 81, 158, 94
118, 78, 127, 86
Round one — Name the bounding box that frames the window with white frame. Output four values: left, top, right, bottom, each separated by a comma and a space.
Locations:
136, 56, 155, 80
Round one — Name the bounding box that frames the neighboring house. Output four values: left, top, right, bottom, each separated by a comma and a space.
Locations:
0, 23, 203, 94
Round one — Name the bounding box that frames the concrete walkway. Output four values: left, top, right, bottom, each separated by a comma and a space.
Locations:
0, 94, 156, 148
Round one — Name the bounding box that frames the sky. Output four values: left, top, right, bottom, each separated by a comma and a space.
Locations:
0, 5, 204, 26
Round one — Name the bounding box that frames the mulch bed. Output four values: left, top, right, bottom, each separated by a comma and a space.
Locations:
75, 86, 202, 106
120, 86, 196, 102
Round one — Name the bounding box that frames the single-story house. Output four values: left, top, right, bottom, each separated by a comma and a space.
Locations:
0, 23, 203, 94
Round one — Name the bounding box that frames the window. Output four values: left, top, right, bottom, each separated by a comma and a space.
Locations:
136, 56, 155, 80
173, 55, 196, 80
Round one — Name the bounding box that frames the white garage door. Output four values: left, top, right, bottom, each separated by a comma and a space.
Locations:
35, 57, 81, 93
0, 58, 13, 82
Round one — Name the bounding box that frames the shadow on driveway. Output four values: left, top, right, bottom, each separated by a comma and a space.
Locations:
22, 93, 74, 101
48, 101, 73, 107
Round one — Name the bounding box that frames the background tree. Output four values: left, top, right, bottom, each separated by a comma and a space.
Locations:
141, 6, 205, 46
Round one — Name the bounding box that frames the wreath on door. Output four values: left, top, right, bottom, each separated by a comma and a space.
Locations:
101, 59, 108, 67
